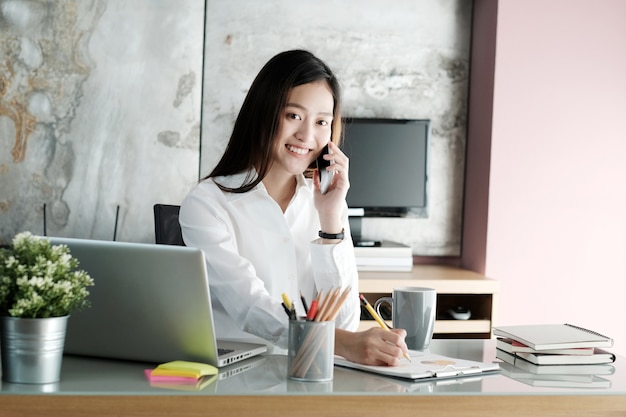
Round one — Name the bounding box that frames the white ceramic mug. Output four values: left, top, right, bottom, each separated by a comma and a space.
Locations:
374, 287, 436, 351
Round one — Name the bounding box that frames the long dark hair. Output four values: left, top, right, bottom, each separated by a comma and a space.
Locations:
206, 49, 343, 193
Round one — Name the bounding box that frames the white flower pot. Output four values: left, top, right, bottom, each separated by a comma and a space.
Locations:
0, 315, 68, 384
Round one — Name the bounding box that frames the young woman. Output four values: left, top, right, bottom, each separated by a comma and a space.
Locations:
179, 50, 408, 366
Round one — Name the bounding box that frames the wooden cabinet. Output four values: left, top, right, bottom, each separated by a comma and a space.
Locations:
358, 265, 499, 339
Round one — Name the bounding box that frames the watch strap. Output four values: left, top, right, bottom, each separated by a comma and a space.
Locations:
318, 229, 345, 240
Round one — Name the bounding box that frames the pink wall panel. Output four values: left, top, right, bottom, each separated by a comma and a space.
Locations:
486, 0, 626, 355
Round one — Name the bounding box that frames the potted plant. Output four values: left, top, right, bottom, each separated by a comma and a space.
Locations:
0, 231, 94, 384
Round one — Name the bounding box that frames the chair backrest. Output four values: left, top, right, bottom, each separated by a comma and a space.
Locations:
153, 204, 185, 246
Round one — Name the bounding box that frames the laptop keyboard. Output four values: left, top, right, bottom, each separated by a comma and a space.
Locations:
218, 348, 234, 356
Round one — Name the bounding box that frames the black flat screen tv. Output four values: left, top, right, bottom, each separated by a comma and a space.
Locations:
341, 118, 429, 219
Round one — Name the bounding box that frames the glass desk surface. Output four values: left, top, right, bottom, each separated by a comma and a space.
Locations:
1, 339, 624, 396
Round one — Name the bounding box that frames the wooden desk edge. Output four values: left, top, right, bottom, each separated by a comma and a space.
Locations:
4, 394, 625, 417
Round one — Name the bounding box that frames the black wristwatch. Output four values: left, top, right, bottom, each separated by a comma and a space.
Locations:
318, 229, 345, 240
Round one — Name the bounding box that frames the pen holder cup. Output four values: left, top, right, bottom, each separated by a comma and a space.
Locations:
288, 320, 335, 382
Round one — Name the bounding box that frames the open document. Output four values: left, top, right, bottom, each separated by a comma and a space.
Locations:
334, 350, 500, 381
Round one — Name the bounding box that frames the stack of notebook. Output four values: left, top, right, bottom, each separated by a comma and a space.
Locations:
353, 240, 413, 272
493, 324, 615, 388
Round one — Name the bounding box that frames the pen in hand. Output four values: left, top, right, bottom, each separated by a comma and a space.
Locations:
359, 294, 411, 362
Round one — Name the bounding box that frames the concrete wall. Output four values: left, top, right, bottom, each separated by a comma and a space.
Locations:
201, 0, 472, 255
1, 0, 472, 256
0, 0, 203, 243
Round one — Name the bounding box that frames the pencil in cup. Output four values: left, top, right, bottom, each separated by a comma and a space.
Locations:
287, 287, 350, 381
288, 320, 334, 381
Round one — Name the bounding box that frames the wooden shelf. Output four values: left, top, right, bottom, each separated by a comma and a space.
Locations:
357, 319, 493, 334
358, 265, 499, 338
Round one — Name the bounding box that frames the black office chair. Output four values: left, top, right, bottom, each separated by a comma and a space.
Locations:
153, 204, 185, 246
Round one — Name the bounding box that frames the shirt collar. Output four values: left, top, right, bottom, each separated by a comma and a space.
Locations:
214, 170, 312, 201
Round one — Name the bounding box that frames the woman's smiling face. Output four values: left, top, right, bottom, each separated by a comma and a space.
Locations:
270, 80, 334, 178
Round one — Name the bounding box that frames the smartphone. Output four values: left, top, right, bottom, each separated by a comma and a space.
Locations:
316, 144, 334, 194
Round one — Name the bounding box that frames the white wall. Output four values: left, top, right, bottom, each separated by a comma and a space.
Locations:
487, 0, 626, 355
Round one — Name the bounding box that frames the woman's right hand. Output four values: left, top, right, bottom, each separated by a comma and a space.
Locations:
334, 327, 409, 366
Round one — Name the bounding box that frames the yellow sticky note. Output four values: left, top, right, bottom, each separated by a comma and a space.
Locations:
153, 360, 218, 379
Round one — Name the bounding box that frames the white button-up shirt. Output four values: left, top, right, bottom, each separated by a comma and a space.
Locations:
179, 171, 360, 353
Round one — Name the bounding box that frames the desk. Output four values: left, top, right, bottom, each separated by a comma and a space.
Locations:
1, 340, 625, 417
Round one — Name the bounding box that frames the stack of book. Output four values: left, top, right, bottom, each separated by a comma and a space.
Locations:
493, 324, 615, 388
353, 240, 413, 272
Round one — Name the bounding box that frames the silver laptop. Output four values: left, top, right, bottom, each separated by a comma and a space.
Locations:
47, 237, 267, 367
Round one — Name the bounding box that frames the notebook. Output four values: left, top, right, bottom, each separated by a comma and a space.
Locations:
496, 337, 596, 356
47, 237, 267, 367
334, 350, 500, 381
503, 348, 615, 366
496, 348, 616, 376
492, 324, 614, 351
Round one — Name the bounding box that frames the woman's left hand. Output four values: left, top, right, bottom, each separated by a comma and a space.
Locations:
313, 141, 349, 233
